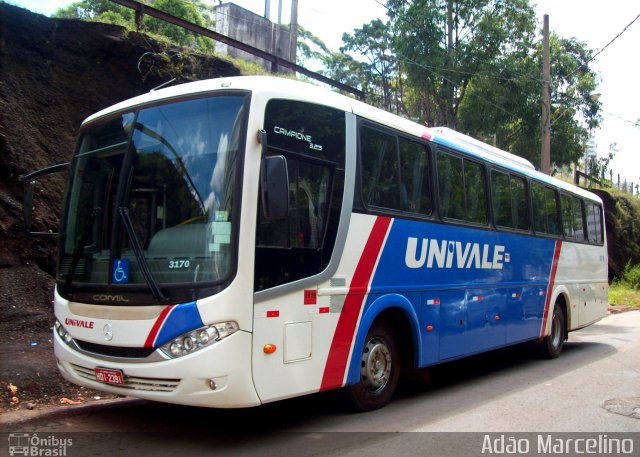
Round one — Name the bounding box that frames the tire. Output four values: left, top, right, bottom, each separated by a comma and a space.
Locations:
343, 320, 400, 411
539, 305, 566, 359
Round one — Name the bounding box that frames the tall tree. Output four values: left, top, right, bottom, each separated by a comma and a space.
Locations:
458, 34, 601, 168
340, 19, 401, 113
387, 0, 537, 128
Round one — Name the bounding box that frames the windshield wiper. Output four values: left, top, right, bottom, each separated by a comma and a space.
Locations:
118, 207, 168, 303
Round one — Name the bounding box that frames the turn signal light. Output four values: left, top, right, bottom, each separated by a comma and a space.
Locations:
263, 344, 277, 354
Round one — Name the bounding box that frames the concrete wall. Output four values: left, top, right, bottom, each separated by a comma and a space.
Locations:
214, 3, 294, 72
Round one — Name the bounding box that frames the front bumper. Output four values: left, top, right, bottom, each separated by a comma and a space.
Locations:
54, 328, 261, 408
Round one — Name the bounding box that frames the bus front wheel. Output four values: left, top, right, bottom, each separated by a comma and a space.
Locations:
343, 320, 400, 411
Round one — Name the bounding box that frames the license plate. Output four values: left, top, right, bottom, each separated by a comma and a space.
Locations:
94, 367, 124, 385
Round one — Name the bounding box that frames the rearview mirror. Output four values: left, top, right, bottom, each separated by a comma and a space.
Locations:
21, 163, 69, 237
260, 155, 289, 220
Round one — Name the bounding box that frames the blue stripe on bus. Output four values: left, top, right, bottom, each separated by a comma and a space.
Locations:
346, 219, 557, 384
154, 301, 204, 347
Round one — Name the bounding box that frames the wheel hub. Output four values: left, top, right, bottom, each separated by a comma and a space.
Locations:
361, 337, 392, 393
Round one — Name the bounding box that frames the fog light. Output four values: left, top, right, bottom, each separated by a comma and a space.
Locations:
207, 379, 217, 390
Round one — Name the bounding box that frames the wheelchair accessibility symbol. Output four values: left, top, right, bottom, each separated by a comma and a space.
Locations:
112, 259, 129, 284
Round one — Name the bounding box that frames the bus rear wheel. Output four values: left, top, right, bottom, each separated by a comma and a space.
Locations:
343, 320, 400, 411
539, 305, 566, 359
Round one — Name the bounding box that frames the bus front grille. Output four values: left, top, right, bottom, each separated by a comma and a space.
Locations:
75, 340, 156, 359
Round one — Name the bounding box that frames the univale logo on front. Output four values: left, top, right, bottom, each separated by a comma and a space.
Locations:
405, 237, 510, 270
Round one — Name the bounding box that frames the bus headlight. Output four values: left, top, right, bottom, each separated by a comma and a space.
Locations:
160, 322, 239, 359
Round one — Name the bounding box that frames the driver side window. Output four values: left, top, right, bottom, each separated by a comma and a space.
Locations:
255, 100, 346, 291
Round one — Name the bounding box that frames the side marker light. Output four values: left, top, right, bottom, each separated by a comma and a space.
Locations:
263, 344, 277, 354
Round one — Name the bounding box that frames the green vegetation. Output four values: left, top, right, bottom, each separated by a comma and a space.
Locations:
609, 263, 640, 308
307, 0, 602, 170
51, 1, 603, 173
54, 0, 215, 51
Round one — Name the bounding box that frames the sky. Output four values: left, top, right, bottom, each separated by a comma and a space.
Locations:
7, 0, 640, 185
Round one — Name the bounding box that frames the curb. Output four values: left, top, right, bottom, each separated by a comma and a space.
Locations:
1, 397, 142, 427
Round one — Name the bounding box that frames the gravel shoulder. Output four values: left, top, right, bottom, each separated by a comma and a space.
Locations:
0, 265, 120, 415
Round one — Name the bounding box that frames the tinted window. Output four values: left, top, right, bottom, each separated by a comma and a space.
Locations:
360, 126, 431, 215
572, 197, 586, 241
399, 138, 431, 214
437, 151, 487, 224
361, 128, 399, 209
531, 182, 560, 236
437, 152, 464, 220
491, 170, 529, 230
491, 170, 511, 227
561, 194, 585, 241
512, 176, 529, 230
586, 202, 604, 244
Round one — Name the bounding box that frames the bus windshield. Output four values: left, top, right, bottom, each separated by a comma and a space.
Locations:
58, 94, 248, 302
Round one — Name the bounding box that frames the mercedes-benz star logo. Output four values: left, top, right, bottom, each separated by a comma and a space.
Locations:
103, 323, 114, 341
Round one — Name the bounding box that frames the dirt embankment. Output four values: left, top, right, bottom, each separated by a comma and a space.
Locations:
0, 3, 240, 412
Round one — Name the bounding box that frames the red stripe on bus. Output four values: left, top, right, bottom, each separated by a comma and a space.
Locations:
540, 241, 562, 337
320, 216, 391, 391
144, 304, 176, 348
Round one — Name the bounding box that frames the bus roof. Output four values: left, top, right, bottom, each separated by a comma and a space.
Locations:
83, 76, 602, 204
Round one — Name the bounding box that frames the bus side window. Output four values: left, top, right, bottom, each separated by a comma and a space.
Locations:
573, 197, 586, 242
491, 170, 511, 227
545, 187, 560, 235
532, 182, 560, 236
561, 194, 575, 239
399, 138, 432, 215
562, 194, 586, 241
511, 175, 529, 230
586, 202, 604, 244
361, 127, 400, 209
437, 152, 465, 220
360, 127, 431, 216
437, 150, 487, 224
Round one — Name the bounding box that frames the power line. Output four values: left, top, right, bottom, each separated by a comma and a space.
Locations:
601, 110, 640, 129
590, 13, 640, 64
396, 50, 539, 129
558, 12, 640, 84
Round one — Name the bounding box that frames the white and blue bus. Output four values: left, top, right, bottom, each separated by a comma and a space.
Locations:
32, 76, 608, 410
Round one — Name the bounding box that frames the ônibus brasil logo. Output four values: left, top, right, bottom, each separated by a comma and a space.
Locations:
8, 433, 72, 456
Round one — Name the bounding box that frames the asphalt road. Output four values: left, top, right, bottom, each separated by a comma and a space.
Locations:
2, 311, 639, 457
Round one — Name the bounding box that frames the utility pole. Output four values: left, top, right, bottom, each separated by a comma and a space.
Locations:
289, 0, 298, 64
541, 14, 551, 174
